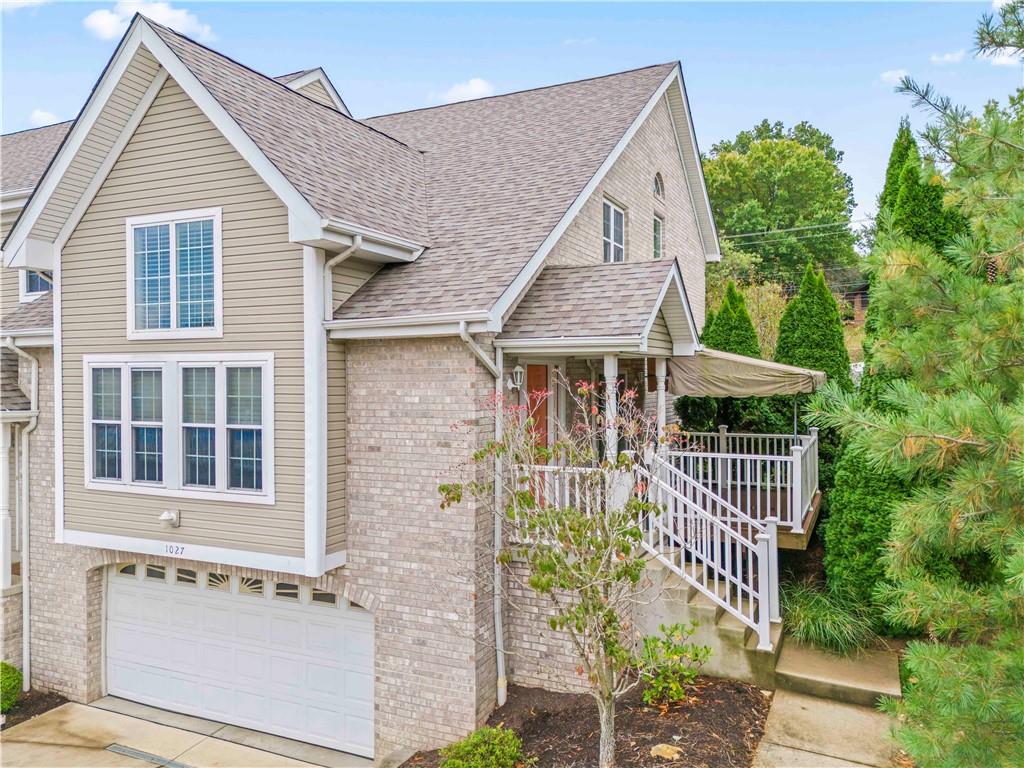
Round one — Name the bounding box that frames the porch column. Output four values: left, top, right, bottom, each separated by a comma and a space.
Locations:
655, 357, 667, 436
603, 354, 618, 459
1, 423, 11, 589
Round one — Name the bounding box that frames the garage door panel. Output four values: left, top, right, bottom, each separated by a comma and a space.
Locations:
106, 567, 374, 758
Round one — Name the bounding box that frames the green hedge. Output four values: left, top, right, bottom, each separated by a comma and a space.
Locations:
439, 726, 524, 768
1, 662, 22, 713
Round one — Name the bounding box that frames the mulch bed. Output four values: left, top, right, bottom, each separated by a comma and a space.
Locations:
404, 677, 771, 768
0, 689, 67, 730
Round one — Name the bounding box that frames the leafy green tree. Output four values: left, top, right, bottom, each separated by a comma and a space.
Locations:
810, 28, 1024, 761
878, 117, 916, 214
775, 264, 852, 390
703, 127, 857, 286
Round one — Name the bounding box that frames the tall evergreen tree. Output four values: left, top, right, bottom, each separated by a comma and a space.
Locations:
774, 263, 852, 390
878, 117, 916, 214
891, 149, 970, 252
810, 41, 1024, 764
703, 281, 761, 359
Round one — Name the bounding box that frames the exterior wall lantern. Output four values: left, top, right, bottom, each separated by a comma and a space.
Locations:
506, 365, 525, 391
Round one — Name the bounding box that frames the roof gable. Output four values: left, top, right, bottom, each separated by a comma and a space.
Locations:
275, 68, 350, 116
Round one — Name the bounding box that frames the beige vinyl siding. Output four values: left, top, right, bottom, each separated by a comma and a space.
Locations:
61, 77, 306, 557
325, 257, 377, 553
296, 79, 336, 109
2, 207, 23, 320
544, 93, 706, 330
32, 46, 161, 241
646, 310, 673, 355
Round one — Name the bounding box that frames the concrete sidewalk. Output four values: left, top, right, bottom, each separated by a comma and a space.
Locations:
0, 702, 358, 768
753, 690, 900, 768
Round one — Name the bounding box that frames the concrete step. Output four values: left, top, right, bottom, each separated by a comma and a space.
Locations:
774, 639, 902, 707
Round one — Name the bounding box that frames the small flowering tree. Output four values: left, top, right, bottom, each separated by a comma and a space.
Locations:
440, 376, 699, 768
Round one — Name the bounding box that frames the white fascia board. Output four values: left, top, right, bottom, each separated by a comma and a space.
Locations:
289, 215, 425, 263
0, 411, 39, 424
7, 331, 53, 348
325, 310, 490, 339
285, 68, 351, 117
487, 68, 679, 331
0, 192, 30, 213
671, 64, 721, 261
62, 529, 309, 575
493, 336, 645, 355
641, 262, 699, 347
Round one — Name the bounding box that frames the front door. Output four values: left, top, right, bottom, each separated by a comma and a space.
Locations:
526, 363, 549, 453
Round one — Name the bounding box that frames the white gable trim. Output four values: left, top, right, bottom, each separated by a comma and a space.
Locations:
3, 17, 323, 269
641, 262, 700, 356
487, 65, 719, 331
285, 68, 350, 117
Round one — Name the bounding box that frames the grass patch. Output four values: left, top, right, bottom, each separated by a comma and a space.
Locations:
782, 579, 877, 655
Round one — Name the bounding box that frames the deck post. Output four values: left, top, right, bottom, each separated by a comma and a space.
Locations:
790, 443, 805, 533
755, 532, 772, 650
767, 517, 781, 623
603, 354, 618, 460
0, 424, 11, 589
717, 424, 729, 500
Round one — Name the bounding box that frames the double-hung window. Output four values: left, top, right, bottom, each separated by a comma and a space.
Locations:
20, 270, 53, 302
602, 200, 625, 263
653, 215, 664, 260
126, 208, 222, 339
85, 354, 274, 503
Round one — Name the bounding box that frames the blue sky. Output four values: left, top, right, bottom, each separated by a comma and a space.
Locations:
3, 2, 1022, 220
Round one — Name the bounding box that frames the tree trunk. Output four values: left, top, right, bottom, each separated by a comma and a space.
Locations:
597, 697, 616, 768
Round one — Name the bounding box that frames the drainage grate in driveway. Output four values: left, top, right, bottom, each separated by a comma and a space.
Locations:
106, 743, 194, 768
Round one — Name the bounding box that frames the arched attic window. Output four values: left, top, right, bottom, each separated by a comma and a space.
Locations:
653, 172, 665, 199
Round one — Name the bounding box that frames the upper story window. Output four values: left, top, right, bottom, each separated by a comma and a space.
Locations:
653, 215, 664, 260
126, 208, 222, 340
602, 200, 625, 263
653, 173, 665, 199
85, 352, 274, 504
19, 270, 53, 302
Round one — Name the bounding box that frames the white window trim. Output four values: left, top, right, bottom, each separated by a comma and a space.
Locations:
83, 352, 275, 504
602, 199, 625, 263
125, 207, 224, 340
19, 269, 53, 303
653, 214, 665, 260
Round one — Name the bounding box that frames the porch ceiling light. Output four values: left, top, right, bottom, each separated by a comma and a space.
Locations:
506, 365, 525, 392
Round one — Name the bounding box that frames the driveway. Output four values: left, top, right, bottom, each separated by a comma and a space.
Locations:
1, 703, 332, 768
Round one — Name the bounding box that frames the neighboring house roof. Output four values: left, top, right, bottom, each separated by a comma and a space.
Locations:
1, 121, 73, 194
146, 20, 428, 244
274, 69, 315, 84
337, 63, 679, 321
1, 292, 53, 333
500, 261, 673, 340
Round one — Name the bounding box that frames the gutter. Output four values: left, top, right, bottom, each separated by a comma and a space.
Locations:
457, 321, 506, 706
322, 235, 362, 321
3, 337, 39, 693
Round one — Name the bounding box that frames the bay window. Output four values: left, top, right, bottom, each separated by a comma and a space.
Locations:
126, 208, 222, 339
84, 353, 274, 503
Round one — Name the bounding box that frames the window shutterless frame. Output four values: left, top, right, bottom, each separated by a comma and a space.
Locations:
82, 352, 274, 504
125, 207, 223, 340
602, 200, 625, 263
20, 269, 53, 302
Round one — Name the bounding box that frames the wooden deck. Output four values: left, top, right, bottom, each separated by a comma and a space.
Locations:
777, 491, 822, 550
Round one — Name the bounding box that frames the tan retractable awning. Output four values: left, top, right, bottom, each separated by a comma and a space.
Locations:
668, 348, 826, 397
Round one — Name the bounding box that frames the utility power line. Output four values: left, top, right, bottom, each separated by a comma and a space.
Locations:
721, 218, 873, 240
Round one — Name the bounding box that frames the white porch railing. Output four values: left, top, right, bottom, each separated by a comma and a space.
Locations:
519, 457, 780, 651
672, 426, 819, 533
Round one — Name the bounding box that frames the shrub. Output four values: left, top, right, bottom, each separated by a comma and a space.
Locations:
439, 726, 525, 768
640, 622, 712, 705
781, 580, 877, 656
1, 662, 22, 713
823, 446, 908, 609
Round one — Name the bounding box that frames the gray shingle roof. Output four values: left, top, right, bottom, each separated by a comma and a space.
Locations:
1, 121, 72, 193
274, 70, 314, 84
1, 350, 30, 412
1, 292, 53, 333
337, 63, 676, 320
147, 19, 429, 244
499, 261, 672, 339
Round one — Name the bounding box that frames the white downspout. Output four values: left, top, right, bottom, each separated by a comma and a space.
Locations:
4, 337, 39, 693
322, 235, 362, 322
458, 321, 506, 706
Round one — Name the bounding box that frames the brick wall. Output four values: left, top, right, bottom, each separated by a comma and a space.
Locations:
344, 336, 497, 755
1, 587, 22, 669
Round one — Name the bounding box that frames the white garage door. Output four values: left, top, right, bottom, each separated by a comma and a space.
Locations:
105, 563, 374, 758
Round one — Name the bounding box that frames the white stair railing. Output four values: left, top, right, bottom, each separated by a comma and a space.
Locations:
638, 454, 779, 651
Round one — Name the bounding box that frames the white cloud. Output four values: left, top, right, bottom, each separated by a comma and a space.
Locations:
29, 109, 58, 127
879, 68, 909, 86
563, 37, 597, 47
440, 77, 495, 104
1, 0, 48, 12
930, 49, 965, 65
992, 0, 1012, 8
984, 50, 1023, 67
83, 1, 215, 42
